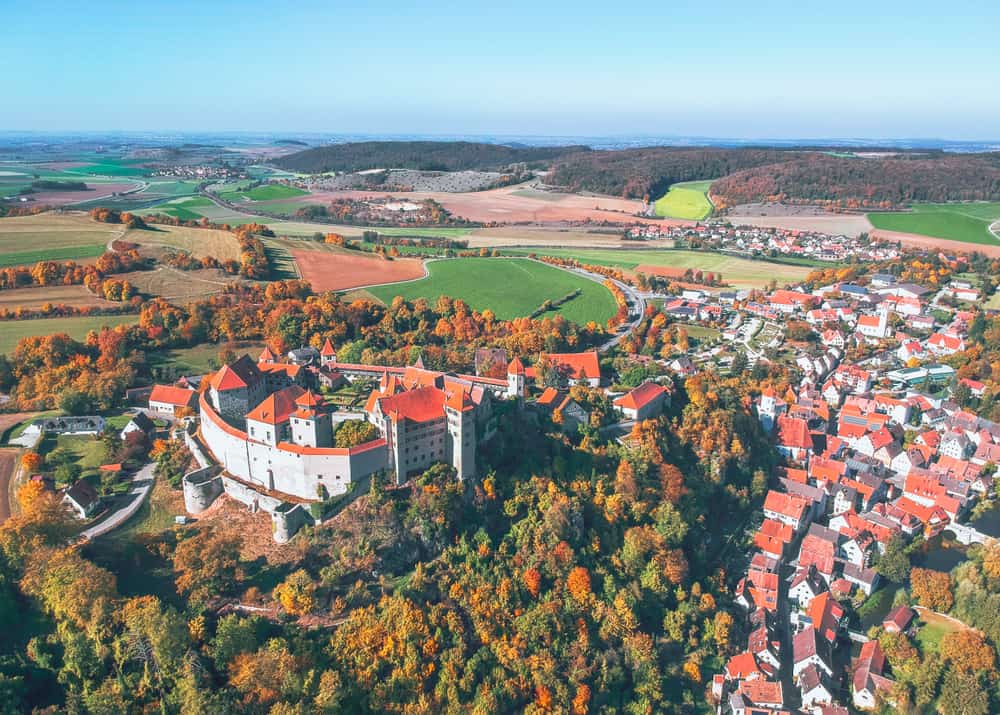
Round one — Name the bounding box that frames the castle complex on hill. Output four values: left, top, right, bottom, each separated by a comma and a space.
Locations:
185, 341, 530, 523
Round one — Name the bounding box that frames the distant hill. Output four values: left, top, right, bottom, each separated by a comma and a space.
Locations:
548, 147, 800, 199
711, 153, 1000, 206
548, 147, 1000, 207
273, 140, 589, 173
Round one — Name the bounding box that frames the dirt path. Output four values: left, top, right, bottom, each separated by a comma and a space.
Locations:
0, 449, 19, 522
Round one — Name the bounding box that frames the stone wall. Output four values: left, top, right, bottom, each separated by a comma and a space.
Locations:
272, 503, 315, 543
182, 466, 223, 514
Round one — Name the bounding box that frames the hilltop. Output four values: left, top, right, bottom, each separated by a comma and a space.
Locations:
273, 140, 589, 173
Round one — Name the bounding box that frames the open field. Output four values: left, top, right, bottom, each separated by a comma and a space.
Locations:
0, 314, 139, 355
291, 244, 425, 291
368, 257, 617, 323
218, 184, 308, 202
0, 284, 113, 310
287, 183, 650, 224
123, 223, 241, 261
653, 180, 714, 220
721, 212, 873, 237
500, 248, 811, 289
0, 212, 124, 266
466, 225, 671, 249
870, 228, 1000, 258
118, 266, 238, 301
868, 202, 1000, 245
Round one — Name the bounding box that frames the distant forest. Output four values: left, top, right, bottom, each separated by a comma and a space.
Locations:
547, 148, 800, 200
549, 147, 1000, 207
711, 153, 1000, 206
275, 141, 589, 173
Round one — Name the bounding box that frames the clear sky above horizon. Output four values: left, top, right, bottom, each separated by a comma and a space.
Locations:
3, 0, 997, 140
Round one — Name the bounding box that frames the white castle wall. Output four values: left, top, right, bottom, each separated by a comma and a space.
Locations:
199, 392, 389, 502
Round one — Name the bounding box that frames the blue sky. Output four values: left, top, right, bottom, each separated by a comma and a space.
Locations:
2, 0, 997, 139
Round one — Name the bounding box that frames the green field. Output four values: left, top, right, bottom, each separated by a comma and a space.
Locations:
0, 315, 139, 355
368, 258, 617, 324
69, 161, 148, 177
146, 342, 266, 375
868, 202, 1000, 245
653, 180, 714, 220
218, 184, 308, 202
0, 244, 107, 267
500, 248, 811, 289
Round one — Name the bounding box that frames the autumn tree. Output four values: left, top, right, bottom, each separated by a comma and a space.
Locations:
173, 529, 241, 606
566, 566, 591, 603
939, 630, 995, 675
274, 569, 317, 617
910, 567, 953, 611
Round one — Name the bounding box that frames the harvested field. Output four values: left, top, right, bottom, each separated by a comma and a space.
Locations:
466, 225, 675, 249
118, 266, 239, 300
722, 212, 873, 237
870, 228, 1000, 258
275, 183, 650, 224
291, 246, 426, 291
368, 257, 617, 324
0, 284, 112, 310
123, 224, 241, 261
0, 212, 123, 266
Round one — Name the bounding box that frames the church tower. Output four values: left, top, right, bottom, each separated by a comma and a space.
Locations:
507, 357, 526, 401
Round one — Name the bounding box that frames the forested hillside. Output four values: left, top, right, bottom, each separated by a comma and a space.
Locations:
547, 147, 798, 199
711, 153, 1000, 207
275, 141, 588, 173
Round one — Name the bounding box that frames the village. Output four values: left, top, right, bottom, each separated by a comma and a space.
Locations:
6, 224, 996, 714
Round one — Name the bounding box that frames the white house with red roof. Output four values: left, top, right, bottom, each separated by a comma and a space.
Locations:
148, 384, 198, 417
613, 381, 670, 421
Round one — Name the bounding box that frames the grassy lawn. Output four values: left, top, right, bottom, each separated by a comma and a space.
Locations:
985, 292, 1000, 310
677, 323, 721, 342
653, 180, 715, 220
0, 314, 139, 355
38, 433, 108, 483
501, 247, 811, 290
368, 257, 617, 324
914, 612, 963, 653
868, 202, 1000, 245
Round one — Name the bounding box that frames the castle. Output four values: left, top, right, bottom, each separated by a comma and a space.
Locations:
188, 342, 527, 525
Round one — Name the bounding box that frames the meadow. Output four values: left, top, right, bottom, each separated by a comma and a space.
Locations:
868, 202, 1000, 245
500, 248, 811, 289
652, 180, 715, 220
368, 257, 617, 324
0, 314, 138, 355
123, 223, 242, 261
0, 284, 112, 310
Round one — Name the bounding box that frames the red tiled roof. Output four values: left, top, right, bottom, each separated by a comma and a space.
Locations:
149, 384, 197, 408
378, 386, 447, 423
508, 356, 525, 375
725, 651, 760, 679
210, 355, 262, 391
542, 351, 600, 381
764, 490, 808, 520
613, 381, 667, 411
777, 415, 812, 450
246, 385, 305, 426
321, 338, 336, 356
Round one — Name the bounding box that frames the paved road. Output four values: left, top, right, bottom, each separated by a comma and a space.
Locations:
557, 264, 647, 352
79, 462, 155, 541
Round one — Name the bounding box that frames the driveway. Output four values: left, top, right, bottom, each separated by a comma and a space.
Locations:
79, 462, 156, 540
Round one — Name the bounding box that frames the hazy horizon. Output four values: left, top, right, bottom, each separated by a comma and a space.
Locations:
3, 0, 997, 139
